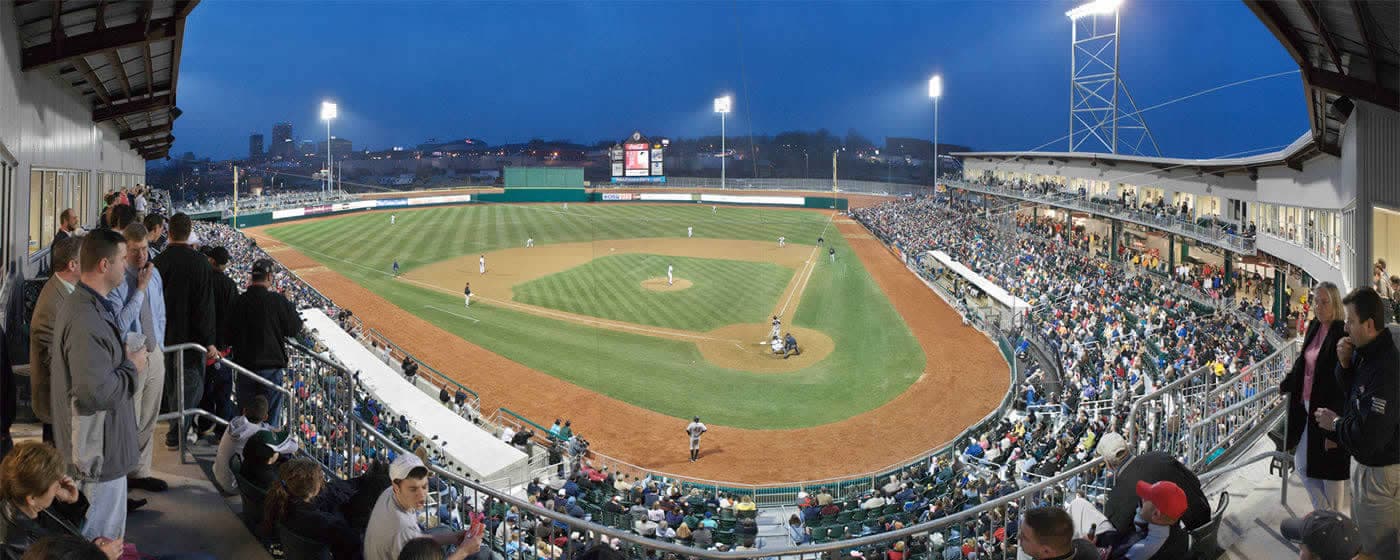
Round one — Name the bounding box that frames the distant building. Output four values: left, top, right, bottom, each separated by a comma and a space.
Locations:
317, 137, 353, 159
271, 122, 293, 158
248, 133, 264, 161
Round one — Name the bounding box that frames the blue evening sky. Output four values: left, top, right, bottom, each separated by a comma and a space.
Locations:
173, 0, 1305, 160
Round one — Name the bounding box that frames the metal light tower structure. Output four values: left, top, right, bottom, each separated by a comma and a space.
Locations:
320, 101, 337, 198
1067, 0, 1160, 155
714, 95, 732, 189
929, 75, 942, 188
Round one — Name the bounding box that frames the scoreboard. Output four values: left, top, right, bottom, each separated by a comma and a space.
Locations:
611, 131, 667, 184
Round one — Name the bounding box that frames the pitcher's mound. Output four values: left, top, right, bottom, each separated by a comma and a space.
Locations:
642, 277, 692, 291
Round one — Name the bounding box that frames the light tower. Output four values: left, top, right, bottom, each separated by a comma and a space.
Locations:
1067, 0, 1159, 155
714, 95, 732, 189
321, 101, 337, 198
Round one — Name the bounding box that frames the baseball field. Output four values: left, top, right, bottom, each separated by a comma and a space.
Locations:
249, 200, 1007, 482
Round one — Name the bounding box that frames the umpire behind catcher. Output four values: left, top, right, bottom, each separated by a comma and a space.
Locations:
227, 259, 304, 426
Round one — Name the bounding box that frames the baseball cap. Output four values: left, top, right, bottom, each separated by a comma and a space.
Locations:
251, 259, 276, 276
389, 452, 426, 481
1281, 511, 1362, 560
1096, 432, 1129, 462
1135, 480, 1187, 520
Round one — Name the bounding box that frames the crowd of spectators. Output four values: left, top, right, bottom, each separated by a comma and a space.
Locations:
176, 189, 357, 215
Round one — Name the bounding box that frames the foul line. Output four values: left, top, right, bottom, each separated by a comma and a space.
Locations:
425, 305, 480, 323
774, 211, 838, 319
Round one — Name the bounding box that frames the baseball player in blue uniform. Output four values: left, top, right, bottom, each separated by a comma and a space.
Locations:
392, 260, 400, 276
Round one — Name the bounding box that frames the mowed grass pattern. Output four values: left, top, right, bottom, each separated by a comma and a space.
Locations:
266, 205, 926, 429
513, 254, 792, 332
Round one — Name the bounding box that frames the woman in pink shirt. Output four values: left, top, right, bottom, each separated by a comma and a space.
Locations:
1280, 281, 1350, 511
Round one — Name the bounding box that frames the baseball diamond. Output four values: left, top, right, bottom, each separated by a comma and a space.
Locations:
249, 202, 1008, 481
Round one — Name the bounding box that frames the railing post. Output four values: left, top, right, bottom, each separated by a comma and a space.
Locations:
177, 348, 187, 465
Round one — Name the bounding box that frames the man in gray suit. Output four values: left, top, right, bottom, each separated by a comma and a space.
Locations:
28, 236, 81, 444
51, 230, 148, 540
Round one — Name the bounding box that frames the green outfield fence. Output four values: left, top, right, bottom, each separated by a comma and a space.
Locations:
504, 166, 585, 188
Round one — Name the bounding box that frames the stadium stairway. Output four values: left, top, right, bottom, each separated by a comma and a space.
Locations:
1203, 435, 1317, 559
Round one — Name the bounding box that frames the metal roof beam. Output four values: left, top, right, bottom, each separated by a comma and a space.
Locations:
92, 94, 170, 123
107, 51, 133, 99
1299, 0, 1344, 72
22, 18, 179, 71
1349, 0, 1381, 82
129, 135, 173, 151
72, 56, 112, 105
118, 124, 171, 141
1306, 68, 1400, 110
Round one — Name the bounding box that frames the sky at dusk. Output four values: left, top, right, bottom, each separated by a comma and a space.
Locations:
174, 0, 1306, 161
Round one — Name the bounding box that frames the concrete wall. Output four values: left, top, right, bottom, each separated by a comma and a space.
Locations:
0, 1, 147, 279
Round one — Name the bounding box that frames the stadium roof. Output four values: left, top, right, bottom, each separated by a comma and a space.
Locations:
1244, 0, 1400, 156
12, 0, 200, 160
953, 132, 1323, 176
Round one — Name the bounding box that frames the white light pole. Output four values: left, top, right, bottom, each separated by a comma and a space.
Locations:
929, 75, 942, 192
320, 101, 337, 199
714, 95, 732, 189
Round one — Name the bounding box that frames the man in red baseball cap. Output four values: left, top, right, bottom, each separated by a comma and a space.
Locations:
1095, 480, 1190, 560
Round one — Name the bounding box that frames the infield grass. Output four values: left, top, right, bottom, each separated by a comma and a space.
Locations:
265, 204, 925, 429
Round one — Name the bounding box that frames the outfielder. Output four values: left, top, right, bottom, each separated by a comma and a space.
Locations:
667, 264, 674, 286
392, 260, 400, 276
687, 226, 693, 238
829, 247, 836, 262
390, 214, 397, 225
464, 282, 472, 307
526, 237, 534, 248
479, 254, 486, 274
686, 416, 708, 462
778, 236, 786, 248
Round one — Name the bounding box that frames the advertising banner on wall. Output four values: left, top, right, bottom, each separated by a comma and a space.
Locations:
272, 208, 306, 220
601, 193, 636, 201
638, 193, 694, 202
304, 204, 333, 216
377, 198, 410, 208
407, 194, 472, 206
699, 194, 805, 206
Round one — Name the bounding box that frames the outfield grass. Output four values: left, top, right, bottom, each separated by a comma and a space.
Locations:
513, 254, 792, 332
266, 205, 925, 429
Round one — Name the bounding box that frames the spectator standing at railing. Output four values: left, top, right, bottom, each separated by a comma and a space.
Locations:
141, 214, 166, 259
1280, 282, 1350, 513
107, 224, 169, 495
28, 237, 82, 446
1313, 287, 1398, 559
198, 246, 239, 439
152, 213, 219, 450
226, 260, 303, 425
50, 230, 145, 540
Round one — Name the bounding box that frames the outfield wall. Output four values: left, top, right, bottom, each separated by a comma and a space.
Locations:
209, 191, 847, 228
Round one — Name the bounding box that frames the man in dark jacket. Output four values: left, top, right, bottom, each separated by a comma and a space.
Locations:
152, 213, 218, 449
198, 246, 239, 437
1095, 432, 1210, 533
50, 230, 146, 540
228, 259, 303, 427
1315, 287, 1398, 559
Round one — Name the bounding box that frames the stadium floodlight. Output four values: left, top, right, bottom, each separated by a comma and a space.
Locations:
929, 74, 942, 189
714, 95, 732, 189
1066, 0, 1121, 20
321, 101, 337, 198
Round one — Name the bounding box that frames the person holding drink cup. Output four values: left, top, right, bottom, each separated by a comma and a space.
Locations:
108, 223, 169, 495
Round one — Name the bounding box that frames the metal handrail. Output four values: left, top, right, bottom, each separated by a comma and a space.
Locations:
1197, 451, 1291, 483
1187, 386, 1280, 432
160, 341, 300, 464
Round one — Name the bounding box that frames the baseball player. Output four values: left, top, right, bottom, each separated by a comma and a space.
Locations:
817, 235, 824, 246
464, 282, 472, 307
390, 214, 396, 225
667, 264, 674, 286
526, 237, 534, 248
687, 226, 693, 238
711, 205, 717, 213
392, 260, 400, 276
778, 236, 786, 248
829, 247, 836, 262
479, 254, 486, 274
686, 416, 708, 462
770, 315, 782, 339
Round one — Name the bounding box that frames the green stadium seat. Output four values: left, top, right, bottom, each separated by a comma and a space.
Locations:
811, 526, 830, 543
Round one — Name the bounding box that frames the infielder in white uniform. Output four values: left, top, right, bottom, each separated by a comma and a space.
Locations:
778, 236, 786, 248
526, 237, 534, 248
479, 255, 486, 274
687, 226, 693, 238
686, 417, 708, 462
667, 265, 674, 286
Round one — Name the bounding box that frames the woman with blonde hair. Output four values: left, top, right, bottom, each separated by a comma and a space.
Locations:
1280, 281, 1351, 511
